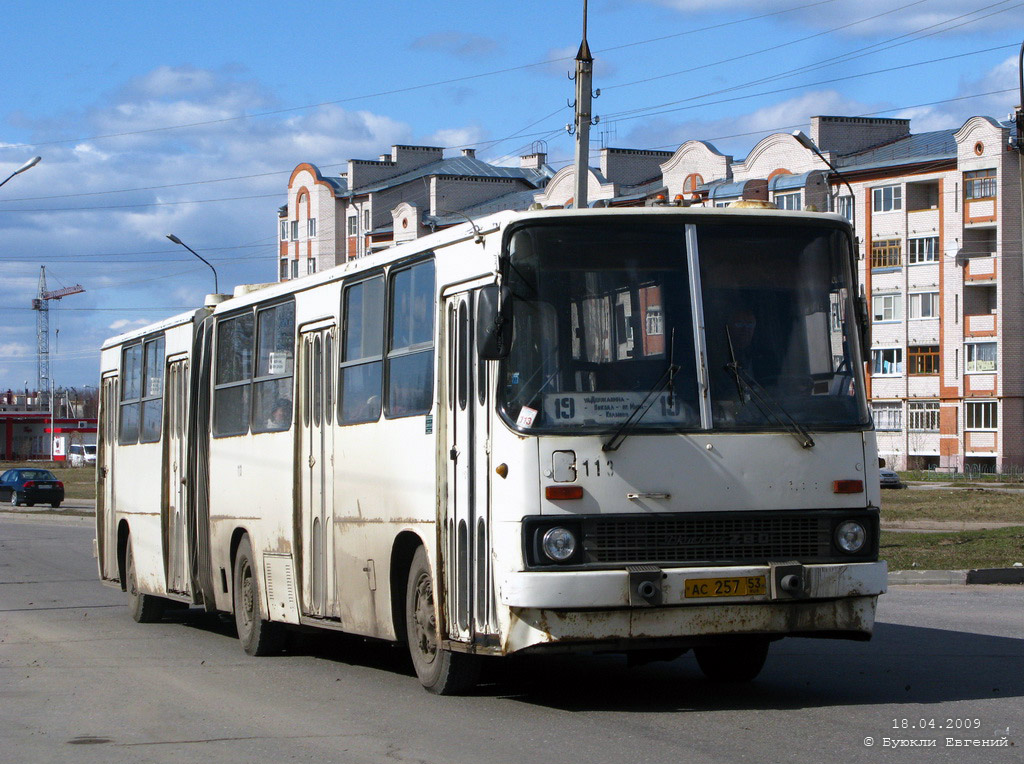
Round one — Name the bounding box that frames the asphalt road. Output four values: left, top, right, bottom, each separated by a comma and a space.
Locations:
1, 514, 1021, 764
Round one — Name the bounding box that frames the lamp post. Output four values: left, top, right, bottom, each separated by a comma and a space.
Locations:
0, 156, 41, 189
166, 234, 219, 294
791, 131, 857, 228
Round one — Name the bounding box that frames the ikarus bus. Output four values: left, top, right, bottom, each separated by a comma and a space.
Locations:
95, 205, 886, 694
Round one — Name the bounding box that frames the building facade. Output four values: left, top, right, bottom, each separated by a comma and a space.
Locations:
275, 113, 1022, 471
277, 146, 552, 281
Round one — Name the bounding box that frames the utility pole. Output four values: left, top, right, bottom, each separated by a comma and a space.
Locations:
571, 0, 597, 209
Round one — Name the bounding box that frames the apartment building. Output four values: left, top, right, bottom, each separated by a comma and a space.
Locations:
656, 114, 1022, 471
273, 114, 1022, 471
277, 145, 552, 280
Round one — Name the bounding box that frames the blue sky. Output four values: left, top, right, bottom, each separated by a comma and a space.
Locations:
1, 0, 1021, 391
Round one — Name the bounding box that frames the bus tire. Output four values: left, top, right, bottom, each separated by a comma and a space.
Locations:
233, 536, 284, 656
126, 535, 165, 623
695, 637, 770, 682
405, 546, 479, 695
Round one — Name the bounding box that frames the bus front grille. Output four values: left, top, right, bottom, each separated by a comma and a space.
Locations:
582, 514, 830, 565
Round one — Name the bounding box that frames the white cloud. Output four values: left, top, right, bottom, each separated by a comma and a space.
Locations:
622, 89, 875, 155
426, 126, 487, 151
409, 32, 500, 59
0, 65, 443, 389
0, 342, 32, 357
894, 55, 1017, 132
108, 319, 152, 331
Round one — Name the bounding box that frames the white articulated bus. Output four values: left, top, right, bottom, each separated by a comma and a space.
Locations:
96, 206, 886, 694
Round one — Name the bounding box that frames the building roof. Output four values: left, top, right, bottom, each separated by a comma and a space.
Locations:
348, 155, 552, 197
837, 129, 957, 172
322, 176, 347, 194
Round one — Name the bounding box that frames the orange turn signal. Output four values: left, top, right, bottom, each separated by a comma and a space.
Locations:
545, 485, 584, 500
833, 479, 864, 494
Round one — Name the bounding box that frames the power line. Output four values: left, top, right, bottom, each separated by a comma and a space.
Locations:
0, 5, 1007, 206
605, 0, 933, 92
600, 49, 1019, 125
544, 86, 1018, 172
0, 0, 838, 152
2, 46, 1015, 216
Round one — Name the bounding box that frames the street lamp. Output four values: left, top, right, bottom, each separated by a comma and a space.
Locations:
791, 131, 856, 227
166, 234, 219, 294
0, 156, 41, 189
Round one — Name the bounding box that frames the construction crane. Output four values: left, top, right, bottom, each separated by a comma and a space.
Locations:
31, 266, 84, 405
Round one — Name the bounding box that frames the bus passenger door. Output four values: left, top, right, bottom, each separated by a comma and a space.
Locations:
164, 358, 189, 595
299, 325, 335, 618
444, 291, 493, 642
96, 374, 118, 581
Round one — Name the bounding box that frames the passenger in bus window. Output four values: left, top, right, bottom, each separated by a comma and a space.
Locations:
727, 309, 758, 373
266, 398, 292, 430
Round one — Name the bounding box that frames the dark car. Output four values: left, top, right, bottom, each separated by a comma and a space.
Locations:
0, 468, 65, 508
879, 467, 905, 489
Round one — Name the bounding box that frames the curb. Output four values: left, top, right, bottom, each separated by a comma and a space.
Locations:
888, 568, 1024, 585
966, 567, 1024, 585
888, 569, 968, 585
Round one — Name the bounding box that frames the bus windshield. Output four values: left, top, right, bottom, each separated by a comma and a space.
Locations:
499, 217, 869, 434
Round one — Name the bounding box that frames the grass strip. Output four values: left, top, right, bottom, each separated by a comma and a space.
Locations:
882, 526, 1024, 571
880, 488, 1024, 523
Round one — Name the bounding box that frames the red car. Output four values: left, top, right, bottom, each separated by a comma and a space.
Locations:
0, 468, 65, 508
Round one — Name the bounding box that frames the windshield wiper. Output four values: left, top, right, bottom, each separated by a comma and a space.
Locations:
724, 326, 815, 449
602, 362, 680, 452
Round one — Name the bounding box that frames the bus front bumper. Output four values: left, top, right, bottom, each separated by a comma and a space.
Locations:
498, 561, 887, 654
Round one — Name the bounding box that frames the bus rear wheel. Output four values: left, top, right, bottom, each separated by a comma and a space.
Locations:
125, 535, 165, 623
233, 536, 284, 656
694, 636, 770, 682
405, 546, 479, 695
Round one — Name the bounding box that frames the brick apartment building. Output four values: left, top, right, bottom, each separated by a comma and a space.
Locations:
653, 114, 1021, 471
277, 145, 552, 280
276, 112, 1023, 471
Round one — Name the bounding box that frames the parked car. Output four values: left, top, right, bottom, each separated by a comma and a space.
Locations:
0, 468, 65, 507
879, 467, 905, 489
68, 444, 97, 467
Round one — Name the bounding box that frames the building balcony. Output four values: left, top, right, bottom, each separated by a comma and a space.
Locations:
964, 197, 996, 226
964, 313, 997, 337
963, 255, 997, 283
965, 430, 997, 454
906, 207, 939, 234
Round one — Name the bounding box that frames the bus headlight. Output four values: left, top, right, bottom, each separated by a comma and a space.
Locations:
835, 520, 867, 554
542, 527, 577, 562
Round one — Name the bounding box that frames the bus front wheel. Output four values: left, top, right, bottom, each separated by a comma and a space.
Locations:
232, 536, 284, 656
405, 546, 480, 695
694, 637, 770, 682
125, 535, 165, 623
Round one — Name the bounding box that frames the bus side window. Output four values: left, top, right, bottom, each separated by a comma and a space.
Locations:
140, 336, 165, 443
339, 276, 384, 424
386, 261, 435, 418
251, 302, 295, 433
213, 313, 255, 437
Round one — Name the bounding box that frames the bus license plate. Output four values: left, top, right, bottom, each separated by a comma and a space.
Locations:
684, 576, 766, 598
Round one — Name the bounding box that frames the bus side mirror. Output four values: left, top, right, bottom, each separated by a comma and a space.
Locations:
878, 457, 886, 468
858, 291, 871, 356
477, 285, 512, 360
